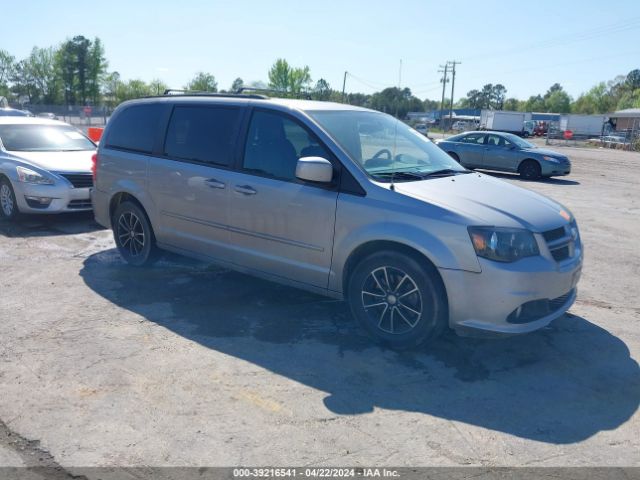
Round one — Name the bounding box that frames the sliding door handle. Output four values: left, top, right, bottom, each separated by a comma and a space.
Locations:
205, 178, 226, 189
234, 185, 257, 195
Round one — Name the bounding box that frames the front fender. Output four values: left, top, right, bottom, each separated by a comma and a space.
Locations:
329, 219, 481, 294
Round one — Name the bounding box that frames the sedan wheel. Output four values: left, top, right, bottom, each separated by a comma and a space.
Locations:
0, 178, 19, 220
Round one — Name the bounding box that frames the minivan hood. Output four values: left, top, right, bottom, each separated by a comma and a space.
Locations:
394, 173, 570, 232
7, 150, 94, 173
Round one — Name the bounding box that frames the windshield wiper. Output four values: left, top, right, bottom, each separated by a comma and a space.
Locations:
371, 171, 425, 182
422, 168, 472, 178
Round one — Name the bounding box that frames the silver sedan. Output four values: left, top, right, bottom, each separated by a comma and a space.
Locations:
0, 117, 96, 220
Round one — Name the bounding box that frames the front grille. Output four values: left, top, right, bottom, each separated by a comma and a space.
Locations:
67, 199, 92, 209
543, 227, 565, 242
542, 225, 577, 263
507, 289, 575, 324
551, 245, 570, 261
59, 173, 93, 188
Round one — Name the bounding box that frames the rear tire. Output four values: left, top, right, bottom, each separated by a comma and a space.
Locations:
0, 177, 19, 221
518, 160, 541, 180
112, 201, 158, 266
347, 250, 447, 350
448, 152, 460, 162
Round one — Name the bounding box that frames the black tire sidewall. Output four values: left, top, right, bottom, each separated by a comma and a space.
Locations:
0, 178, 19, 221
347, 251, 446, 349
112, 201, 157, 266
519, 160, 541, 179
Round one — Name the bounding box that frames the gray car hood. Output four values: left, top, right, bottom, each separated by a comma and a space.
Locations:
6, 150, 94, 173
394, 173, 570, 232
520, 147, 566, 158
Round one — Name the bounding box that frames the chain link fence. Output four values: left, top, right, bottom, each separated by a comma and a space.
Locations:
545, 118, 640, 152
15, 104, 110, 131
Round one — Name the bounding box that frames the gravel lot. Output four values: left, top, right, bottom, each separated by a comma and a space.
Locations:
0, 142, 639, 473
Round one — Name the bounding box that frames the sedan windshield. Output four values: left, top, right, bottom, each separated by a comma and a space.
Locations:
308, 110, 468, 181
502, 133, 535, 149
0, 124, 95, 152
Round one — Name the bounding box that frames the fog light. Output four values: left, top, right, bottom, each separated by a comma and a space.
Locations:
24, 196, 53, 208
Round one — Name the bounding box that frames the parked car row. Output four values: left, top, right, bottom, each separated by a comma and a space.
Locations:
0, 99, 582, 349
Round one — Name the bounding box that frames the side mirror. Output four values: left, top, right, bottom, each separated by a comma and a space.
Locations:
295, 157, 333, 183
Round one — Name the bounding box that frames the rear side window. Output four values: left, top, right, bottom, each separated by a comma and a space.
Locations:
106, 104, 163, 154
164, 106, 243, 166
460, 133, 485, 144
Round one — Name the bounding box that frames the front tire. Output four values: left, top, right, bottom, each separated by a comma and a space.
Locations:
518, 160, 541, 180
347, 251, 447, 349
0, 177, 19, 221
112, 201, 158, 266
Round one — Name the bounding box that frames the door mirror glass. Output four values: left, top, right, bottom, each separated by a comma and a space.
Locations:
295, 157, 333, 183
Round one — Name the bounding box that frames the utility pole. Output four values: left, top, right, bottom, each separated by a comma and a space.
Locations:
438, 64, 449, 131
448, 61, 461, 130
341, 71, 348, 103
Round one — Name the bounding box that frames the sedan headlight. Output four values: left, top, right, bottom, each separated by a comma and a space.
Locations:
542, 155, 561, 163
468, 227, 539, 262
16, 166, 54, 185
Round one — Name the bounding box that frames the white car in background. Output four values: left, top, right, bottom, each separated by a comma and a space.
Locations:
0, 117, 96, 220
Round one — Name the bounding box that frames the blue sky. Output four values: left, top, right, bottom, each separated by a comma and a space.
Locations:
3, 0, 639, 101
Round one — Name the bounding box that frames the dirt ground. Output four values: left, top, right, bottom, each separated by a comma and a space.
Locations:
0, 142, 639, 474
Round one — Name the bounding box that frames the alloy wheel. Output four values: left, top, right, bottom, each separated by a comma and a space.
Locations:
361, 266, 423, 335
116, 211, 145, 257
0, 184, 14, 217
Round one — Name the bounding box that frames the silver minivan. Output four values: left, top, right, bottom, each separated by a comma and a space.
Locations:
92, 94, 583, 348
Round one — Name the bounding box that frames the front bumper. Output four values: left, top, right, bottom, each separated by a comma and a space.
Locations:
541, 161, 571, 177
13, 181, 92, 214
440, 251, 582, 334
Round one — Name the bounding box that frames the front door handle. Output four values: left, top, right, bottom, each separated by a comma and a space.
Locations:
234, 185, 257, 195
205, 178, 226, 189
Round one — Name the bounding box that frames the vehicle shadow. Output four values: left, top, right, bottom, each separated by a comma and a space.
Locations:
0, 211, 104, 238
480, 171, 581, 186
80, 251, 639, 445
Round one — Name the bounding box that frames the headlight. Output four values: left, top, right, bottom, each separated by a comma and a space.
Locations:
468, 227, 539, 262
542, 155, 560, 163
16, 166, 54, 185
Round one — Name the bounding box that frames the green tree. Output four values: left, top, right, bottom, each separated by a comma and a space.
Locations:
55, 35, 107, 106
625, 69, 640, 90
524, 94, 546, 112
267, 58, 311, 95
503, 98, 521, 111
572, 82, 613, 114
86, 38, 107, 105
149, 78, 168, 96
545, 90, 572, 113
0, 49, 15, 97
312, 78, 331, 101
185, 72, 217, 92
231, 77, 244, 92
370, 87, 422, 118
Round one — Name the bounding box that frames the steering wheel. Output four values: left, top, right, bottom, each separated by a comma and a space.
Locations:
372, 148, 393, 161
365, 149, 394, 169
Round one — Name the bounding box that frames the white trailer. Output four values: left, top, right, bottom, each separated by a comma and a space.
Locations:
559, 114, 606, 137
480, 110, 532, 136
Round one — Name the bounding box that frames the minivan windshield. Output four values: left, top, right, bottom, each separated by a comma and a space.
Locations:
309, 110, 468, 181
0, 124, 95, 152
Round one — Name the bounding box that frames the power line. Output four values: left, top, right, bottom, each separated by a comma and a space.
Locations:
462, 16, 640, 63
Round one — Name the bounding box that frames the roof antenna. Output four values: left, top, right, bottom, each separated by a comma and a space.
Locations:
390, 59, 402, 191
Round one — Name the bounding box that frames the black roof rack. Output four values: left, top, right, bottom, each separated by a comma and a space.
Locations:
162, 89, 269, 99
236, 87, 312, 100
